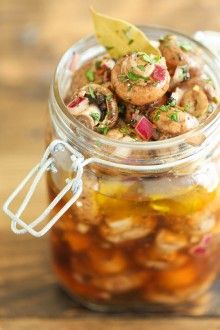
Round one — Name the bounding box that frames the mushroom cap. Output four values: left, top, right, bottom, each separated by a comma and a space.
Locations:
111, 56, 170, 106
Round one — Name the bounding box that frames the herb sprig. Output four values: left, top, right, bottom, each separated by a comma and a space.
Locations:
86, 69, 94, 82
153, 98, 179, 122
90, 112, 101, 121
138, 52, 161, 64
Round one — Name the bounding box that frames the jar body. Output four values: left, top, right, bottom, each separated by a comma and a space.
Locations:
47, 27, 220, 313
47, 130, 220, 314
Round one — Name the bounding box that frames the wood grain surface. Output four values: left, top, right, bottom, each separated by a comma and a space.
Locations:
1, 0, 220, 329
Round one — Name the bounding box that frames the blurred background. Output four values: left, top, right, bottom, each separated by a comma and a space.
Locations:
1, 0, 220, 326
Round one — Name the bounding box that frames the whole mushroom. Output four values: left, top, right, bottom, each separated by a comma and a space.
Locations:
67, 83, 119, 132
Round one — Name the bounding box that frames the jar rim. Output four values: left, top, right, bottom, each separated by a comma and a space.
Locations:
50, 26, 220, 170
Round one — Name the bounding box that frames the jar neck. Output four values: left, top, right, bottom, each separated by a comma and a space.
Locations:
49, 28, 220, 173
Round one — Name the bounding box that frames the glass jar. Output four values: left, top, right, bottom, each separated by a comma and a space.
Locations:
5, 26, 220, 314
46, 27, 220, 314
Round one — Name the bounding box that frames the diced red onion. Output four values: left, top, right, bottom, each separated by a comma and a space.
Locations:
135, 116, 153, 140
67, 97, 89, 115
152, 65, 166, 82
190, 234, 212, 256
201, 234, 212, 246
191, 245, 206, 255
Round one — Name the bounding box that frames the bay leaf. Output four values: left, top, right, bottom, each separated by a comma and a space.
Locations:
91, 7, 160, 58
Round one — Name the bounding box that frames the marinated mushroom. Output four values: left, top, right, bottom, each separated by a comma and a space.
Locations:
111, 52, 170, 105
65, 31, 218, 141
180, 86, 209, 118
181, 77, 218, 102
159, 34, 203, 76
151, 105, 199, 136
67, 83, 118, 132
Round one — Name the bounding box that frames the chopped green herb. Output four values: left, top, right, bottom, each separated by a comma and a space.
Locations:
119, 126, 132, 135
119, 71, 148, 83
167, 97, 176, 107
153, 111, 161, 121
90, 112, 100, 121
169, 111, 179, 122
118, 74, 127, 82
157, 98, 176, 114
158, 104, 170, 112
95, 61, 102, 69
128, 39, 134, 45
88, 85, 95, 99
86, 69, 94, 82
141, 53, 161, 64
127, 71, 149, 82
106, 94, 113, 101
183, 103, 191, 112
179, 42, 192, 52
97, 126, 109, 135
178, 66, 190, 81
137, 64, 145, 71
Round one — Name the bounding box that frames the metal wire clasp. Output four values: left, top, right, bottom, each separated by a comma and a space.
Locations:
3, 140, 85, 237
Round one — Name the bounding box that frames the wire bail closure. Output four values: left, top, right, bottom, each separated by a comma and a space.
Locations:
3, 140, 85, 237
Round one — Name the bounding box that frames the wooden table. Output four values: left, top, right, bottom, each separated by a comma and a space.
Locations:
1, 0, 220, 328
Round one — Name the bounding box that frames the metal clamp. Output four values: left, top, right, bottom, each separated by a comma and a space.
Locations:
3, 140, 85, 237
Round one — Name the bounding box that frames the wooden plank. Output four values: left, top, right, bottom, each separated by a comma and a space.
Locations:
2, 318, 220, 330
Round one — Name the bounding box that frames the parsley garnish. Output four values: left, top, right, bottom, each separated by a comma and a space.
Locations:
179, 42, 192, 52
141, 53, 161, 64
167, 97, 177, 107
90, 112, 100, 121
153, 98, 177, 121
178, 66, 190, 81
86, 69, 94, 82
128, 39, 134, 45
119, 126, 132, 135
169, 111, 179, 122
158, 104, 170, 112
119, 74, 127, 82
106, 94, 113, 101
153, 110, 161, 121
183, 103, 191, 112
88, 85, 95, 99
119, 71, 148, 83
97, 126, 109, 135
127, 71, 149, 82
137, 64, 145, 71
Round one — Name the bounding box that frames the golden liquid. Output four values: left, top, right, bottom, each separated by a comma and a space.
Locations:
48, 169, 220, 311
